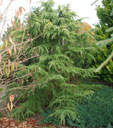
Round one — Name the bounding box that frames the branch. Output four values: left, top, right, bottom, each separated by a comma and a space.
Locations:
0, 33, 42, 55
96, 51, 113, 72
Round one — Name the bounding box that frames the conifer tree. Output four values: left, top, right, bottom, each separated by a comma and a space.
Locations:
3, 0, 97, 124
95, 0, 113, 83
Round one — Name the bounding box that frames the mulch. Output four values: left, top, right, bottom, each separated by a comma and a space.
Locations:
0, 112, 70, 128
0, 117, 56, 128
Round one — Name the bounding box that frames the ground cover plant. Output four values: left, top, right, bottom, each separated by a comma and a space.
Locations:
42, 85, 113, 128
66, 86, 113, 128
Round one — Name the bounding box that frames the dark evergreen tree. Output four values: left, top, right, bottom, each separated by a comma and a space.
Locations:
95, 0, 113, 83
95, 0, 113, 40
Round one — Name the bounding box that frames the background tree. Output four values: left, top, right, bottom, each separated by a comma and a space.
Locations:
95, 0, 113, 83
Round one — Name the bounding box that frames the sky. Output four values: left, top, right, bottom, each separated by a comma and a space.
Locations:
30, 0, 101, 26
0, 0, 102, 24
53, 0, 102, 26
0, 0, 102, 38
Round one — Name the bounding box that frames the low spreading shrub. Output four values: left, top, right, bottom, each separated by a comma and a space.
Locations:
67, 86, 113, 128
41, 84, 113, 128
40, 84, 107, 126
